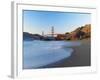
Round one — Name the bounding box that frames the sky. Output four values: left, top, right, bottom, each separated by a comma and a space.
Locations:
23, 10, 91, 35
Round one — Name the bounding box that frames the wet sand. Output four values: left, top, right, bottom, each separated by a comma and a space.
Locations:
39, 39, 91, 68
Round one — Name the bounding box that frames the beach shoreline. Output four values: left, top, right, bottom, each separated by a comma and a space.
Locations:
38, 39, 91, 69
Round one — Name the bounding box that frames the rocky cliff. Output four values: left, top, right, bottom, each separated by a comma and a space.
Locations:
66, 24, 91, 40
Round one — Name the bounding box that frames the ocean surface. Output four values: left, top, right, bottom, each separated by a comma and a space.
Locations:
23, 40, 81, 69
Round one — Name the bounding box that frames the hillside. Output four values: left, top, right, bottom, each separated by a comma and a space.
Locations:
65, 24, 91, 40
23, 32, 43, 41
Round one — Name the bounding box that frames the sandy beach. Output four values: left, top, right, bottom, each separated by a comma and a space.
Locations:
40, 39, 91, 68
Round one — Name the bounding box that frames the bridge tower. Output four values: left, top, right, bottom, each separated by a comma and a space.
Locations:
42, 31, 44, 36
51, 26, 54, 37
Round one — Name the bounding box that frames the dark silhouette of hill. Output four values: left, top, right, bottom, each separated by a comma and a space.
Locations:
23, 32, 43, 41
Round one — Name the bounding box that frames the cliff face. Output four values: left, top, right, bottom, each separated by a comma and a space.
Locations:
56, 34, 66, 40
66, 24, 91, 40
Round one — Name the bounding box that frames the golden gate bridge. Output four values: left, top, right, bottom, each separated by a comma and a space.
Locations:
42, 26, 62, 37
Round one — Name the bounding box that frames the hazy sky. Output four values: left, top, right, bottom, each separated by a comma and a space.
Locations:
23, 10, 91, 35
